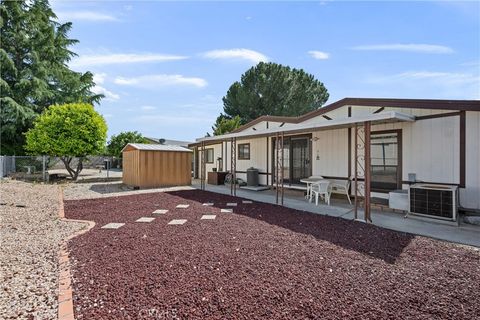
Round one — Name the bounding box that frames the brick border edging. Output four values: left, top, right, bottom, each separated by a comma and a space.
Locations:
57, 187, 95, 320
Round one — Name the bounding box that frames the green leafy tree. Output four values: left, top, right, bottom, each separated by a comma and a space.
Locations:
0, 0, 102, 155
106, 131, 149, 158
221, 62, 329, 125
25, 103, 107, 180
212, 115, 242, 135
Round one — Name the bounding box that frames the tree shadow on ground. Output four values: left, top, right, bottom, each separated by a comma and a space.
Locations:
168, 189, 415, 264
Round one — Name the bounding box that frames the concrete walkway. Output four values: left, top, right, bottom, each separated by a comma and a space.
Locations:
193, 182, 480, 248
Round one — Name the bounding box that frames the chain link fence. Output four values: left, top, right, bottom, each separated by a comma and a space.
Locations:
0, 155, 120, 182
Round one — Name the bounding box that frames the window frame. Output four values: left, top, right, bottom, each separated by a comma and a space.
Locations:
238, 143, 251, 160
205, 148, 214, 163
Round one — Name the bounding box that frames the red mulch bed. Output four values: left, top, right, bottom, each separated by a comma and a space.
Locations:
64, 190, 480, 320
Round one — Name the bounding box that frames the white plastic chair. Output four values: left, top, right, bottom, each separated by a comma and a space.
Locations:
305, 175, 324, 199
309, 181, 331, 206
330, 179, 352, 204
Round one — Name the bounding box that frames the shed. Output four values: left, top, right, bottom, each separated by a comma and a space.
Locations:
122, 143, 192, 188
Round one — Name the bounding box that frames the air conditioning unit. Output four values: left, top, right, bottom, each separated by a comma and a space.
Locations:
409, 184, 458, 221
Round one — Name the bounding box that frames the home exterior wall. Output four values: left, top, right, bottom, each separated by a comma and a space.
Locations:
195, 104, 480, 209
463, 111, 480, 210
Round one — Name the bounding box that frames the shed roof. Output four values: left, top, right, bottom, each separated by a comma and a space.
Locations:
122, 143, 193, 152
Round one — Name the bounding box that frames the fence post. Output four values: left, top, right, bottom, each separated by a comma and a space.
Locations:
42, 155, 47, 182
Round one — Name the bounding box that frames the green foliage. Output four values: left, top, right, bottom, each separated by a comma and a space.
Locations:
25, 103, 107, 180
221, 62, 329, 125
106, 131, 149, 158
0, 0, 102, 155
212, 115, 242, 136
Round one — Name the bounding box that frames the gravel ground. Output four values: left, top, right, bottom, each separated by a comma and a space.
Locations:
65, 190, 480, 320
64, 181, 194, 200
0, 180, 85, 320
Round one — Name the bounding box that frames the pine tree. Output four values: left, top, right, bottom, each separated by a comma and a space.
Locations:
0, 0, 102, 155
221, 62, 329, 125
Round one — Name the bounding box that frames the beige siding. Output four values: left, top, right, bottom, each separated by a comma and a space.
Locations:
463, 112, 480, 209
312, 129, 349, 178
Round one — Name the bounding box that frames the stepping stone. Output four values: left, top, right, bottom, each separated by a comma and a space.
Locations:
101, 223, 125, 229
226, 203, 237, 206
153, 209, 169, 214
242, 200, 253, 204
168, 219, 187, 225
136, 217, 155, 223
221, 209, 233, 213
176, 204, 190, 209
201, 215, 216, 220
202, 203, 214, 206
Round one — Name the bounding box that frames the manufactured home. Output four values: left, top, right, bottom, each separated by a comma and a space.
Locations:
190, 98, 480, 214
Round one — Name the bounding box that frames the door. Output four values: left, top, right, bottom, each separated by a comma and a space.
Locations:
291, 138, 311, 183
272, 135, 312, 185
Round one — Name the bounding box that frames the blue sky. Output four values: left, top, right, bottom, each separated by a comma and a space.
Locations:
51, 1, 480, 142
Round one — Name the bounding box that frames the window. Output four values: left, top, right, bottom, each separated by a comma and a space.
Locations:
238, 143, 250, 160
205, 148, 214, 163
370, 131, 401, 192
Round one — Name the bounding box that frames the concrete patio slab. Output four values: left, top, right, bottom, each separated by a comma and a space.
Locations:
193, 181, 480, 248
136, 217, 155, 223
168, 219, 187, 225
153, 209, 169, 214
101, 223, 125, 229
202, 203, 214, 206
221, 209, 233, 213
201, 215, 216, 220
227, 203, 237, 206
176, 204, 190, 209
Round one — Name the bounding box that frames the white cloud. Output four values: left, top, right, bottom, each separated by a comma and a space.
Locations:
92, 73, 119, 100
202, 48, 269, 64
114, 74, 208, 88
351, 44, 454, 54
93, 73, 107, 85
141, 105, 157, 111
56, 11, 118, 22
71, 53, 188, 67
308, 50, 330, 60
92, 86, 120, 100
365, 70, 480, 99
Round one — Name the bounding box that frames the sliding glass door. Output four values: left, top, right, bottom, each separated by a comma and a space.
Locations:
273, 135, 312, 184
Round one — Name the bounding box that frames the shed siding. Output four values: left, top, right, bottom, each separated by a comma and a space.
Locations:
122, 149, 191, 188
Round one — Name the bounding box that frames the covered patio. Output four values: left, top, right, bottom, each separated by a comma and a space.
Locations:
194, 111, 416, 222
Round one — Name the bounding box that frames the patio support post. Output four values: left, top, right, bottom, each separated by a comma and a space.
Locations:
200, 141, 206, 190
275, 132, 284, 205
275, 132, 279, 204
281, 131, 285, 205
364, 121, 372, 222
230, 137, 237, 196
354, 124, 358, 220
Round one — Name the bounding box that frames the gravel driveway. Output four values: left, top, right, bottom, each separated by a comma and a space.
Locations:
65, 190, 480, 320
0, 180, 84, 320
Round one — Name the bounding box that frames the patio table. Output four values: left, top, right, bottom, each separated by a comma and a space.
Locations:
300, 177, 330, 200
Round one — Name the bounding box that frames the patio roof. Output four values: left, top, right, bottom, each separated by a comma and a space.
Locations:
192, 111, 415, 146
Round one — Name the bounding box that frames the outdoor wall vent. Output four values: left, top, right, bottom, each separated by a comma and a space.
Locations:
409, 184, 458, 221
